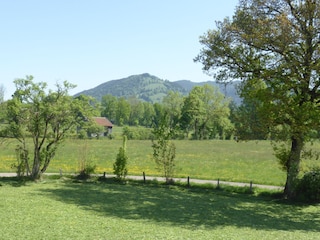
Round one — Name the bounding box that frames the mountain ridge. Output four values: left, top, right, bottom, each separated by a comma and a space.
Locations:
74, 73, 241, 104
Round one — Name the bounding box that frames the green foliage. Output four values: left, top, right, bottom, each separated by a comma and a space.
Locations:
86, 123, 104, 139
122, 126, 153, 140
272, 142, 291, 172
116, 97, 131, 126
232, 98, 268, 140
195, 0, 320, 199
77, 129, 88, 139
1, 76, 96, 179
162, 91, 184, 128
75, 73, 189, 103
152, 115, 176, 183
12, 144, 29, 177
296, 168, 320, 202
101, 94, 118, 123
181, 84, 232, 140
113, 136, 128, 180
77, 161, 96, 179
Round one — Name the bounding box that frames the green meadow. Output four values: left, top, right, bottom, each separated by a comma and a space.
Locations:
0, 177, 319, 240
1, 137, 320, 186
1, 136, 320, 239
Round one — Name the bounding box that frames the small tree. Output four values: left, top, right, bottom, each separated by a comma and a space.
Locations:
1, 76, 96, 180
152, 113, 176, 183
113, 135, 128, 180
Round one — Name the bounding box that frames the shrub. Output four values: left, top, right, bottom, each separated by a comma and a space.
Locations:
113, 136, 128, 180
296, 168, 320, 202
76, 140, 96, 179
12, 145, 29, 177
122, 126, 153, 140
77, 161, 96, 179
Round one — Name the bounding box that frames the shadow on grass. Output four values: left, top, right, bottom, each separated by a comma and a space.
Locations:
0, 176, 30, 187
36, 179, 320, 232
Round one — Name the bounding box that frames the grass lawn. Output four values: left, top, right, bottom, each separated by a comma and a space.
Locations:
1, 138, 320, 186
0, 176, 319, 240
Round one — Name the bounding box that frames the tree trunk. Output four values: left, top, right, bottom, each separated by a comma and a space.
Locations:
284, 136, 304, 199
31, 147, 41, 179
194, 119, 198, 140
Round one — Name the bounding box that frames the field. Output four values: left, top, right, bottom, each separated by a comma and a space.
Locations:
1, 137, 320, 186
0, 176, 320, 240
0, 176, 319, 239
1, 137, 320, 239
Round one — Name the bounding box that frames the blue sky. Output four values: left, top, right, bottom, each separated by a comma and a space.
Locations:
0, 0, 238, 100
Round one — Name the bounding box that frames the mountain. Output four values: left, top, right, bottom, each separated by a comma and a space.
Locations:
75, 73, 241, 104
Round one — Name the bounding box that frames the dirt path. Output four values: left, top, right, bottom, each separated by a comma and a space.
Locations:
0, 172, 283, 190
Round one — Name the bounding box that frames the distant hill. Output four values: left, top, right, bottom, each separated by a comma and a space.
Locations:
75, 73, 241, 104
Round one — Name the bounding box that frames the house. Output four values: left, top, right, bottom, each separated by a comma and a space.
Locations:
92, 117, 113, 136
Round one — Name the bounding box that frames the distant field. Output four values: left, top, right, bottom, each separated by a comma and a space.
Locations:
1, 137, 320, 186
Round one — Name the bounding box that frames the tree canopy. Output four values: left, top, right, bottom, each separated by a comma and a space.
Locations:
181, 85, 232, 139
195, 0, 320, 199
1, 76, 96, 179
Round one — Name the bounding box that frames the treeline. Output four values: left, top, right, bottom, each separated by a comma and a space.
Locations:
100, 84, 239, 140
1, 81, 306, 141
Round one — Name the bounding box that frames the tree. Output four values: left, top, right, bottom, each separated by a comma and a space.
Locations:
116, 97, 131, 126
180, 85, 232, 139
128, 96, 145, 126
232, 98, 267, 140
162, 91, 184, 129
180, 87, 205, 139
101, 94, 118, 123
195, 0, 320, 198
141, 102, 155, 127
152, 113, 176, 183
1, 76, 95, 179
152, 103, 165, 128
113, 135, 128, 180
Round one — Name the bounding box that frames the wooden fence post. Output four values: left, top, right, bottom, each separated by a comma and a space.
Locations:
187, 176, 190, 187
143, 172, 146, 183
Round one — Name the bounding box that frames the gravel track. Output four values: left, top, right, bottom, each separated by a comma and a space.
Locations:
0, 172, 283, 190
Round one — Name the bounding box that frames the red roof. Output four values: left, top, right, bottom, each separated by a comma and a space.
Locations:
93, 117, 113, 127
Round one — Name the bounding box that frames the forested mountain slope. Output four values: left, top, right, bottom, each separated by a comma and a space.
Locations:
75, 73, 241, 104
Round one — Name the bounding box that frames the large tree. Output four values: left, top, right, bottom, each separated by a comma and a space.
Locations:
162, 91, 184, 130
101, 94, 118, 124
1, 76, 95, 179
180, 85, 232, 139
195, 0, 320, 198
116, 97, 131, 126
